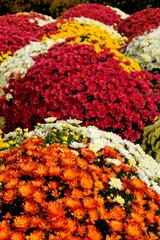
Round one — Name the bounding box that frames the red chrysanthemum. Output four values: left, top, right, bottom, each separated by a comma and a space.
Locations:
0, 43, 159, 143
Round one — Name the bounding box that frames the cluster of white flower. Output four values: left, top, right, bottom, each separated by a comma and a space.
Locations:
29, 14, 56, 27
124, 26, 160, 71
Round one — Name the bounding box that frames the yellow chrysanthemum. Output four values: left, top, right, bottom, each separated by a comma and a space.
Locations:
42, 19, 122, 52
0, 51, 12, 64
111, 49, 141, 72
0, 128, 9, 149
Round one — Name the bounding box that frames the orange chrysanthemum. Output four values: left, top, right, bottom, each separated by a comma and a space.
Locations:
0, 220, 11, 240
47, 201, 66, 217
80, 173, 94, 189
33, 163, 48, 176
3, 189, 17, 202
0, 136, 159, 239
66, 219, 77, 233
5, 178, 18, 189
101, 168, 116, 180
107, 206, 126, 220
76, 157, 88, 170
31, 179, 44, 187
106, 234, 121, 240
59, 149, 77, 166
18, 181, 35, 198
88, 209, 99, 223
80, 148, 96, 163
23, 199, 39, 214
130, 177, 147, 190
146, 210, 157, 225
48, 166, 62, 176
65, 197, 82, 209
83, 196, 98, 209
71, 188, 84, 199
148, 232, 160, 240
87, 224, 102, 240
63, 167, 79, 181
77, 224, 86, 236
30, 216, 48, 230
13, 216, 30, 230
19, 160, 38, 174
73, 208, 86, 220
100, 146, 124, 163
27, 230, 45, 240
50, 216, 67, 229
108, 220, 123, 233
131, 212, 145, 224
33, 190, 46, 204
125, 221, 142, 237
11, 232, 25, 240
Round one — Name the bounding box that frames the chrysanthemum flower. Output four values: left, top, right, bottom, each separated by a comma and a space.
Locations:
0, 119, 159, 239
141, 118, 160, 162
0, 43, 159, 142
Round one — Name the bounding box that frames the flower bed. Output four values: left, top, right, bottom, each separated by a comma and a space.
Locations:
0, 118, 160, 239
141, 118, 160, 162
0, 42, 159, 143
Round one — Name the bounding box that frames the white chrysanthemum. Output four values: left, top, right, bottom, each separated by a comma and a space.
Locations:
44, 117, 57, 123
108, 178, 123, 190
113, 195, 125, 205
124, 26, 160, 71
70, 142, 86, 149
67, 118, 82, 125
89, 138, 108, 153
5, 93, 13, 101
106, 158, 121, 166
29, 15, 56, 27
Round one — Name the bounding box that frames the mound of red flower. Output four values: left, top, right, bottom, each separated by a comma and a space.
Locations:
1, 43, 159, 143
0, 135, 159, 240
60, 3, 122, 28
0, 12, 54, 55
118, 8, 160, 42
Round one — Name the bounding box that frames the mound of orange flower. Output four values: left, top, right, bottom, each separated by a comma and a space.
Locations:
0, 120, 160, 240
